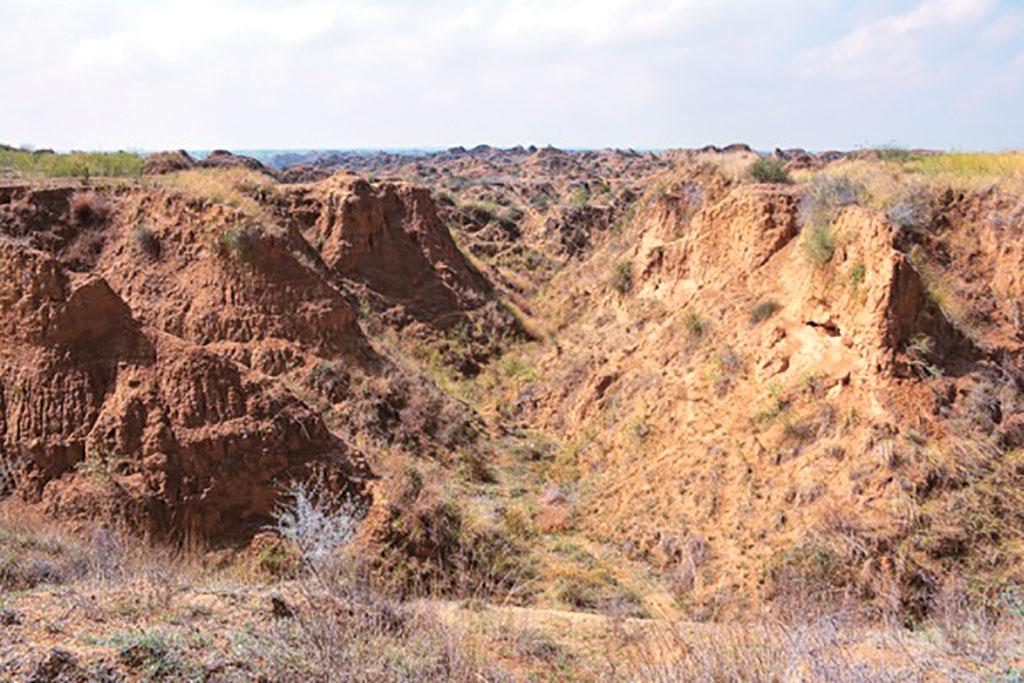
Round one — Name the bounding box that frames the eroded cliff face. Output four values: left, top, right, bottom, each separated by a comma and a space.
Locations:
523, 164, 1022, 613
284, 175, 494, 327
0, 173, 516, 540
0, 242, 363, 540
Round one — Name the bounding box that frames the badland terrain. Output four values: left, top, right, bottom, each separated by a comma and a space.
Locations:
1, 143, 1024, 680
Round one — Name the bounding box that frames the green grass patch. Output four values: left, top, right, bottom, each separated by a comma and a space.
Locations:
910, 152, 1024, 178
0, 148, 144, 178
747, 157, 792, 184
802, 225, 835, 266
610, 260, 633, 294
749, 300, 781, 325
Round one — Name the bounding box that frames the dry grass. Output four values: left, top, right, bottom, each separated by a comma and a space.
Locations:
693, 150, 759, 182
152, 167, 277, 217
0, 500, 516, 682
3, 501, 1024, 681
616, 611, 1013, 682
798, 152, 1024, 198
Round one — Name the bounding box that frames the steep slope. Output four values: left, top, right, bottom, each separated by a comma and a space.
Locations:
520, 162, 1023, 615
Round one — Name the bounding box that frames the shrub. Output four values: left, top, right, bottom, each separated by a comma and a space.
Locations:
767, 542, 839, 603
873, 146, 918, 163
611, 260, 633, 294
749, 300, 781, 324
270, 476, 366, 571
800, 175, 865, 233
905, 333, 942, 379
305, 361, 349, 403
69, 192, 113, 227
886, 186, 937, 233
747, 157, 792, 184
457, 450, 497, 484
132, 225, 159, 259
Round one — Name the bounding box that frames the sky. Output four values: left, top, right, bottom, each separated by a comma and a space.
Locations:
2, 0, 1022, 151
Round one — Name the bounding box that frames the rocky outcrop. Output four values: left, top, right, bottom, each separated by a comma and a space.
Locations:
642, 184, 800, 288
287, 175, 495, 328
0, 243, 366, 540
819, 206, 965, 371
99, 191, 367, 371
198, 150, 277, 177
142, 150, 196, 175
142, 149, 277, 178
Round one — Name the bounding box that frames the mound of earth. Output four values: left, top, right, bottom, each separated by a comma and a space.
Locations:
141, 149, 196, 175
142, 149, 277, 177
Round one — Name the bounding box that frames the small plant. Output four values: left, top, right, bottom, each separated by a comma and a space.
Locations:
105, 628, 202, 680
75, 450, 113, 482
749, 299, 781, 324
886, 186, 937, 233
500, 355, 537, 382
629, 418, 651, 442
798, 175, 864, 267
132, 225, 159, 259
611, 260, 633, 294
684, 310, 707, 339
457, 450, 497, 484
0, 452, 17, 497
270, 476, 366, 570
568, 186, 590, 206
214, 224, 258, 265
905, 333, 942, 379
712, 346, 744, 394
850, 262, 866, 287
747, 157, 792, 184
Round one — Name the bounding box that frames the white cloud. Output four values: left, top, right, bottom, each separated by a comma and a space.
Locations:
803, 0, 997, 79
0, 0, 1020, 150
984, 6, 1024, 43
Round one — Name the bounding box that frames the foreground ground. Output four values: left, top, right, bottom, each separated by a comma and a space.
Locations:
2, 505, 1022, 681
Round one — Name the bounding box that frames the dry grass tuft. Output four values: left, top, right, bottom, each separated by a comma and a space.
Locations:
154, 168, 277, 217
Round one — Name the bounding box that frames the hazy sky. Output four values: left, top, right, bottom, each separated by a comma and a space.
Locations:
2, 0, 1022, 151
